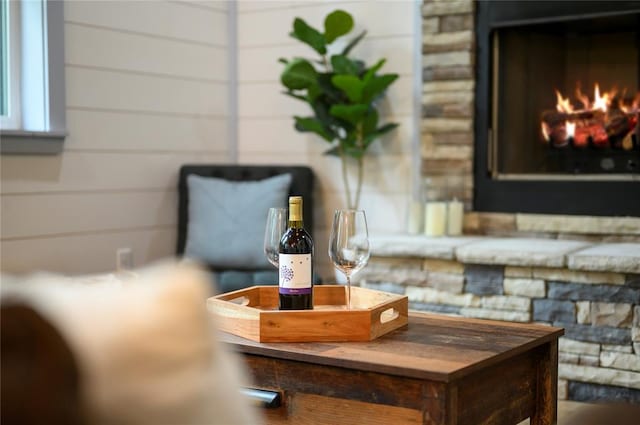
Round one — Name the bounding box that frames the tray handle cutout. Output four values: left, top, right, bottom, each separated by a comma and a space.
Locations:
380, 307, 400, 324
228, 296, 250, 306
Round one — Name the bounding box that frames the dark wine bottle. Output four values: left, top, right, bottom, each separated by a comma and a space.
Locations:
278, 196, 313, 310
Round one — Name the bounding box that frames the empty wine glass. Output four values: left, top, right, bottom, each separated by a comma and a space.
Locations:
328, 209, 370, 309
263, 207, 288, 268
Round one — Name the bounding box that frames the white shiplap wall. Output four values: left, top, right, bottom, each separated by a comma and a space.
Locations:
1, 1, 232, 274
236, 0, 419, 278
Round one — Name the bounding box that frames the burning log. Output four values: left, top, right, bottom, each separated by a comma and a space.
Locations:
541, 84, 639, 150
541, 108, 637, 149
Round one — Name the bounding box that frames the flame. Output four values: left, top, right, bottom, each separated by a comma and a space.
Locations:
541, 122, 550, 141
565, 121, 575, 139
622, 93, 640, 113
556, 90, 574, 113
592, 84, 612, 112
556, 83, 623, 114
576, 86, 591, 110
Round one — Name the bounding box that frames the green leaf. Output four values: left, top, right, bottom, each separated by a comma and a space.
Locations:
331, 75, 364, 103
363, 59, 386, 82
341, 30, 366, 56
307, 84, 322, 103
282, 91, 307, 102
377, 122, 399, 134
363, 122, 399, 148
329, 104, 368, 125
330, 55, 359, 75
294, 116, 334, 141
312, 98, 350, 132
324, 10, 353, 43
361, 74, 398, 103
316, 73, 344, 102
278, 58, 288, 65
323, 146, 340, 156
281, 58, 317, 90
291, 18, 326, 54
362, 108, 378, 136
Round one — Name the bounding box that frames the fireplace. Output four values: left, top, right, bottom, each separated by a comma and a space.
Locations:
475, 1, 640, 216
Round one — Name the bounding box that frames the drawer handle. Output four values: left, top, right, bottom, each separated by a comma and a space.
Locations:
241, 388, 281, 408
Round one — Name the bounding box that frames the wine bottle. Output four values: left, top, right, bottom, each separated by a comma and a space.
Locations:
279, 196, 313, 310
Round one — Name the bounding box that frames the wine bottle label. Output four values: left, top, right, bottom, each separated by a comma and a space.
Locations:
279, 253, 312, 294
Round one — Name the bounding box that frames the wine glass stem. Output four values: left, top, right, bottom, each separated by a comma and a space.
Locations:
346, 275, 351, 310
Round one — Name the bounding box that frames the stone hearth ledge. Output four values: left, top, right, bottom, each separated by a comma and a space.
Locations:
369, 235, 481, 260
369, 235, 640, 273
568, 244, 640, 274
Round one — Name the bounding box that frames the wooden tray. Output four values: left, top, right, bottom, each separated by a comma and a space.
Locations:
207, 285, 408, 342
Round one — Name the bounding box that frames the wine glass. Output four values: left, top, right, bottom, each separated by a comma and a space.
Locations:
263, 207, 288, 268
328, 209, 370, 309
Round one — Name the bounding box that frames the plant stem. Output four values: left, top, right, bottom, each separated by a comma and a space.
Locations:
354, 155, 363, 211
353, 126, 364, 211
339, 142, 353, 209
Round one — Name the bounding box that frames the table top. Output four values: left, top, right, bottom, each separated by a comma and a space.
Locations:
220, 311, 563, 383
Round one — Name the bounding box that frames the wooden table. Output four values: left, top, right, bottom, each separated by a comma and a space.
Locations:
221, 312, 563, 425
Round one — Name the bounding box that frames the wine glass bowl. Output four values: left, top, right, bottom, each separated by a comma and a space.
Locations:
328, 209, 370, 309
263, 207, 288, 268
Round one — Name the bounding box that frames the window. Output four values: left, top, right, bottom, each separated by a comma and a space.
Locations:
0, 0, 66, 154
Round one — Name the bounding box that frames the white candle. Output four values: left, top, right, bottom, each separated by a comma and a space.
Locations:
447, 200, 463, 236
424, 202, 446, 237
407, 201, 424, 234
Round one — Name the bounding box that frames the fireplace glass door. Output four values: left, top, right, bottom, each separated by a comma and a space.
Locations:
492, 13, 640, 177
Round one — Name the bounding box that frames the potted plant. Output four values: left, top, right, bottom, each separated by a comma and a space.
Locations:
279, 10, 399, 210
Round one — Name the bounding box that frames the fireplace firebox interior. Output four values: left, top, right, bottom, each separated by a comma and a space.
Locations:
475, 1, 640, 216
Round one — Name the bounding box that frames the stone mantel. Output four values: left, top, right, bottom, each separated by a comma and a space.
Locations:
369, 235, 640, 274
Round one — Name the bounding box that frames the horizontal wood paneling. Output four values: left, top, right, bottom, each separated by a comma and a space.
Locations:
174, 0, 228, 12
1, 1, 231, 275
1, 228, 176, 275
65, 109, 228, 153
238, 1, 414, 47
65, 23, 228, 81
65, 0, 227, 46
0, 152, 227, 194
238, 1, 302, 13
66, 67, 227, 116
1, 191, 177, 239
238, 76, 413, 118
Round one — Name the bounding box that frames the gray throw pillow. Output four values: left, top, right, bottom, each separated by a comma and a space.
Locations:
184, 173, 292, 269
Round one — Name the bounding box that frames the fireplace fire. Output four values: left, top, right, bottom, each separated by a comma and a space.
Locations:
541, 84, 640, 150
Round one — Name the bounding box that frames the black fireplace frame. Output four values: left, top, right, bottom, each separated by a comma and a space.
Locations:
474, 1, 640, 217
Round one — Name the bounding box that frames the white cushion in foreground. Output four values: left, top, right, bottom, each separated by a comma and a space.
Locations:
1, 261, 262, 425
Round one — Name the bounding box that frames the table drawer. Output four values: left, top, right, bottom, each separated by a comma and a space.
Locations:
244, 354, 431, 425
261, 392, 421, 425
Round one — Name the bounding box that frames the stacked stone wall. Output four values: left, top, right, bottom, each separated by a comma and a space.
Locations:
421, 0, 475, 208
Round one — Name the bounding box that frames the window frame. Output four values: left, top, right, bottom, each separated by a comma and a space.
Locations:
1, 0, 66, 155
0, 0, 22, 130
